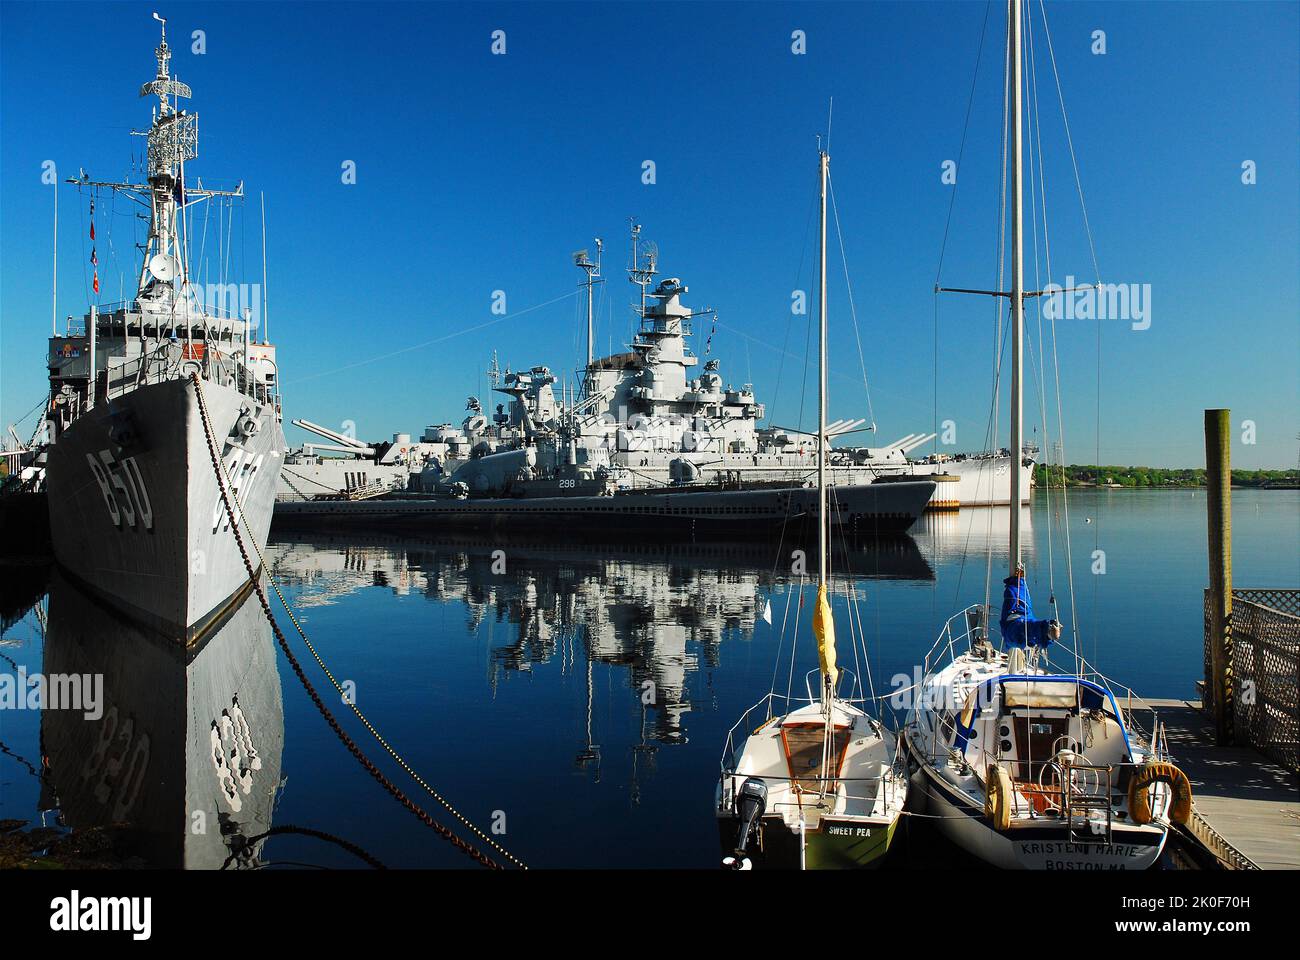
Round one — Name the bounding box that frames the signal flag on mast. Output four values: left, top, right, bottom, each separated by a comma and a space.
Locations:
90, 199, 99, 295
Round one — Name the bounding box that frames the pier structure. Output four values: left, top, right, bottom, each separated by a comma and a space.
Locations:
1165, 410, 1300, 868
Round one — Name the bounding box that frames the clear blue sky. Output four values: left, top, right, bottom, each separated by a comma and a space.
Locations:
3, 1, 1297, 468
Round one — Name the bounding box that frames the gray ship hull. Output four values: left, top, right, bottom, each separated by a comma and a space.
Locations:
44, 377, 285, 641
41, 570, 284, 869
274, 478, 936, 537
603, 451, 1032, 508
277, 455, 410, 501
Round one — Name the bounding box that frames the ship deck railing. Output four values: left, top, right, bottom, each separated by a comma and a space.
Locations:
98, 338, 278, 412
85, 297, 250, 323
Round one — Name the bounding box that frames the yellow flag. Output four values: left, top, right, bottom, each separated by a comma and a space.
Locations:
813, 583, 838, 689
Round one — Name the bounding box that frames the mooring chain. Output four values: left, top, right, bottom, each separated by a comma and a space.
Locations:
190, 373, 520, 870
194, 376, 527, 869
236, 534, 527, 868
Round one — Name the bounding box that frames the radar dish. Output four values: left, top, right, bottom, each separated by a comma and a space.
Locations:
642, 240, 658, 269
148, 253, 178, 282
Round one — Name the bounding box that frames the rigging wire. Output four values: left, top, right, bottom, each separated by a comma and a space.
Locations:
938, 3, 1015, 613
826, 173, 878, 432
1024, 0, 1059, 630
287, 288, 582, 385
983, 5, 1013, 619
783, 575, 807, 710
767, 572, 799, 703
935, 0, 996, 286
1025, 0, 1082, 677
769, 196, 821, 429
925, 0, 993, 613
1037, 0, 1096, 674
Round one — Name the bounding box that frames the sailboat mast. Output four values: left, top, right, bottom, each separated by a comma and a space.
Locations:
818, 149, 829, 590
1008, 0, 1025, 575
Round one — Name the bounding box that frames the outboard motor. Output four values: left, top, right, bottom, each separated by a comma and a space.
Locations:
722, 777, 768, 870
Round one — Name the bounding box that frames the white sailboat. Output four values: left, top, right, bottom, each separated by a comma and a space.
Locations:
715, 147, 908, 870
903, 0, 1191, 870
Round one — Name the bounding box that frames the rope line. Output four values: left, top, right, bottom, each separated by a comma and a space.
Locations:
222, 824, 387, 870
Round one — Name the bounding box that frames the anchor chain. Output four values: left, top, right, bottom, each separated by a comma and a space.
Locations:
191, 373, 521, 870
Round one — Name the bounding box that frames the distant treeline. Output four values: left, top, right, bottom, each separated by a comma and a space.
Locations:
1033, 465, 1300, 488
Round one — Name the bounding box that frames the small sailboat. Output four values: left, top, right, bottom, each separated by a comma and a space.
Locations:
715, 148, 909, 870
903, 0, 1191, 870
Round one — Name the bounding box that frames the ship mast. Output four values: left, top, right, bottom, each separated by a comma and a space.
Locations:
574, 239, 602, 368
628, 220, 657, 319
136, 12, 195, 300
1008, 0, 1025, 575
67, 13, 242, 319
818, 149, 829, 600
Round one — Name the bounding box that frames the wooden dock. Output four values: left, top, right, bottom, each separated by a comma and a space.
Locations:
1150, 698, 1300, 869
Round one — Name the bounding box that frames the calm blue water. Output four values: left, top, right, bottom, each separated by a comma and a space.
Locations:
1, 489, 1294, 868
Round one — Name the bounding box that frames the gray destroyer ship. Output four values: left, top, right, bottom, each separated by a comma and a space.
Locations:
43, 16, 285, 641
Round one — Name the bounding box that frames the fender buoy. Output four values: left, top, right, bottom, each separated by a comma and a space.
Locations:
984, 763, 1013, 830
1127, 761, 1192, 826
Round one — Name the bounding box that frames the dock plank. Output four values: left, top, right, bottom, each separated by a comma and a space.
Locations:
1149, 698, 1300, 869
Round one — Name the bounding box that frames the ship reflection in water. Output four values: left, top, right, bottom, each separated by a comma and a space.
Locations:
7, 492, 1276, 867
10, 572, 283, 869
266, 532, 934, 752
7, 512, 1043, 868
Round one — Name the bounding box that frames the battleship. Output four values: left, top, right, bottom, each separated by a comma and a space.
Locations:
42, 16, 285, 641
406, 226, 1033, 509
274, 225, 1031, 508
275, 225, 938, 532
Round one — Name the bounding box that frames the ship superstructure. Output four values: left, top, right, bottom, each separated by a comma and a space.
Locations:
422, 224, 1031, 507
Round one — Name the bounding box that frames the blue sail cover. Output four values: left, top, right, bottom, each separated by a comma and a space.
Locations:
999, 576, 1055, 648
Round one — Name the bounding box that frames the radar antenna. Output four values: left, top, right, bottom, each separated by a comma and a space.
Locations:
139, 13, 193, 114
628, 219, 658, 318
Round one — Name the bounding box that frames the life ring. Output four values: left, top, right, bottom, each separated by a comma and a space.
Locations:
1127, 761, 1192, 826
984, 763, 1013, 830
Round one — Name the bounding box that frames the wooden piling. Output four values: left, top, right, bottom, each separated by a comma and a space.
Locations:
1204, 408, 1233, 746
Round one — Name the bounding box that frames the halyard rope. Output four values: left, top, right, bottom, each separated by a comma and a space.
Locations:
191, 373, 524, 869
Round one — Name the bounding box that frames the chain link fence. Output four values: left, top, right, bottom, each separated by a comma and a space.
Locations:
1204, 588, 1300, 773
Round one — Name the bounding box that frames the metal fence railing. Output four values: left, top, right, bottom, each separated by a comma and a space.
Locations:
1204, 588, 1300, 773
